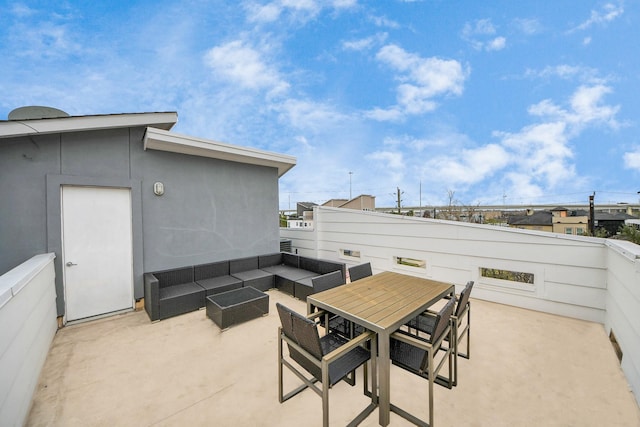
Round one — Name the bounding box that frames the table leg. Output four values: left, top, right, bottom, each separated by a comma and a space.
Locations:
378, 332, 390, 426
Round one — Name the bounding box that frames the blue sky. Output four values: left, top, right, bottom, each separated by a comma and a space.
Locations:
2, 1, 640, 210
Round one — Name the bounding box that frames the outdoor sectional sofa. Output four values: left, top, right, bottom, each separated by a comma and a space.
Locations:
144, 252, 346, 321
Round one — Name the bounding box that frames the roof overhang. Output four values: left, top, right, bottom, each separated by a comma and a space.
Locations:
143, 127, 296, 177
0, 112, 178, 139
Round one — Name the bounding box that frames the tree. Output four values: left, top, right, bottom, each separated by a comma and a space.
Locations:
619, 224, 640, 245
444, 189, 459, 221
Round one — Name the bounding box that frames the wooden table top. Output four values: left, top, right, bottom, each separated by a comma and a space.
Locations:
308, 271, 454, 332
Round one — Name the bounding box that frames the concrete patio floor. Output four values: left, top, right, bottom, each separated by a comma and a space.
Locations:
26, 289, 640, 427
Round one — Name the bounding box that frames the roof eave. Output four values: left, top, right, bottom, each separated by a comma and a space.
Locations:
143, 127, 296, 177
0, 112, 178, 139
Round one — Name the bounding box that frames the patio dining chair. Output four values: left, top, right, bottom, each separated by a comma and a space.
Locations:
277, 303, 377, 427
390, 297, 455, 427
348, 262, 372, 282
312, 271, 365, 343
406, 281, 474, 386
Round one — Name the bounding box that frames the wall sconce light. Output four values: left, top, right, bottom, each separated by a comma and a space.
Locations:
153, 182, 164, 196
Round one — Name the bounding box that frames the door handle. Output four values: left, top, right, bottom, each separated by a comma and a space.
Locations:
66, 261, 77, 267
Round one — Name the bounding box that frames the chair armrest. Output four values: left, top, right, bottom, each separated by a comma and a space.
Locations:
307, 310, 327, 321
391, 330, 433, 351
323, 330, 375, 362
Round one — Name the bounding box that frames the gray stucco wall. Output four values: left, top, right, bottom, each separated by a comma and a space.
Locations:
0, 126, 281, 316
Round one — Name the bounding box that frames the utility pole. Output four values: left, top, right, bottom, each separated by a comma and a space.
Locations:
349, 171, 353, 199
397, 187, 402, 214
589, 192, 595, 235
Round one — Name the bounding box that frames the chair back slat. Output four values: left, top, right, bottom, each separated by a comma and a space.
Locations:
277, 303, 325, 381
348, 263, 372, 282
418, 297, 455, 373
455, 281, 474, 318
311, 270, 345, 293
277, 303, 295, 339
291, 312, 324, 360
429, 298, 455, 345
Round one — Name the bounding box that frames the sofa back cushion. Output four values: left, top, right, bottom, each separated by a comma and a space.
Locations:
258, 253, 283, 269
317, 260, 345, 275
299, 257, 320, 273
230, 256, 259, 274
283, 252, 300, 268
152, 267, 194, 288
194, 261, 229, 281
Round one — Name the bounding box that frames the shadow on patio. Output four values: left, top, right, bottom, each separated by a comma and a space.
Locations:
26, 289, 640, 426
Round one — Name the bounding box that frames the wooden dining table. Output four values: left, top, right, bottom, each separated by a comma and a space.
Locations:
307, 270, 454, 426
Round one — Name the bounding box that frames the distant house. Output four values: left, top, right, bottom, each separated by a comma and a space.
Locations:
323, 194, 375, 211
508, 209, 553, 232
322, 198, 349, 207
286, 195, 376, 229
508, 207, 588, 235
550, 207, 589, 236
509, 206, 637, 236
296, 201, 317, 219
595, 211, 638, 236
0, 107, 295, 323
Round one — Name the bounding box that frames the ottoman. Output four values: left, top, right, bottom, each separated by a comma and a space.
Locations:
206, 286, 269, 330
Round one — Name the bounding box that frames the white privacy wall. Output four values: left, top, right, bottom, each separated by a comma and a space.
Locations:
0, 253, 58, 427
283, 206, 608, 322
604, 241, 640, 405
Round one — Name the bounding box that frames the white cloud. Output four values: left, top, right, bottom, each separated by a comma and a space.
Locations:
487, 36, 506, 51
406, 82, 620, 204
11, 3, 37, 17
463, 18, 496, 36
499, 122, 575, 189
245, 0, 356, 23
623, 150, 640, 170
462, 19, 506, 51
525, 64, 607, 86
568, 85, 619, 128
504, 172, 545, 201
275, 98, 347, 132
423, 144, 510, 186
573, 2, 624, 31
367, 150, 404, 169
369, 15, 400, 29
363, 107, 404, 122
332, 0, 358, 8
497, 83, 619, 193
245, 2, 282, 22
366, 150, 406, 184
342, 33, 387, 51
526, 85, 619, 130
204, 40, 289, 96
513, 18, 541, 35
370, 44, 468, 119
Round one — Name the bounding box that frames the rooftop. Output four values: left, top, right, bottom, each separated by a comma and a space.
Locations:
26, 289, 640, 426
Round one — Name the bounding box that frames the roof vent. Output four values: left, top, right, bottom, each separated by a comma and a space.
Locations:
8, 106, 70, 120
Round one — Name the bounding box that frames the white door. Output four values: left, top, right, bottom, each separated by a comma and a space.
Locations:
62, 186, 134, 321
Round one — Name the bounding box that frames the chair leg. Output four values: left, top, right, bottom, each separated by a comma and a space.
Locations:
457, 305, 471, 360
466, 307, 471, 359
371, 334, 377, 405
278, 330, 284, 402
428, 349, 434, 427
453, 321, 458, 387
322, 360, 330, 427
362, 336, 378, 405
